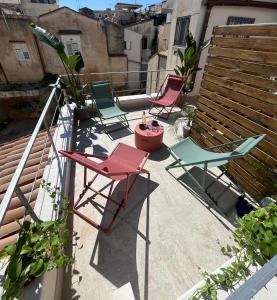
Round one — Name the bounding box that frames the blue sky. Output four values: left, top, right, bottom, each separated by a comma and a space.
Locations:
59, 0, 158, 11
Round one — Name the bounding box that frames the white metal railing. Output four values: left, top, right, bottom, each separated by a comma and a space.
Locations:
0, 70, 173, 227
62, 69, 175, 96
0, 78, 63, 226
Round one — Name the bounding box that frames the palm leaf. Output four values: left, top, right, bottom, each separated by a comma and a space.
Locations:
174, 68, 181, 76
30, 23, 65, 56
74, 51, 84, 73
200, 39, 211, 50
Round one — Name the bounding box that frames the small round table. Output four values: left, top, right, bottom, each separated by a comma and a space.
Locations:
135, 123, 164, 152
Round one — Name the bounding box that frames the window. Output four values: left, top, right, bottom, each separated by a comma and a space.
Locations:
227, 16, 255, 25
66, 42, 79, 56
174, 15, 190, 47
12, 43, 30, 61
124, 41, 131, 50
60, 35, 82, 56
142, 37, 148, 50
31, 0, 56, 3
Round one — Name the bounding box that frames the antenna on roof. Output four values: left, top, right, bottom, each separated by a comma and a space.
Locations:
76, 0, 80, 10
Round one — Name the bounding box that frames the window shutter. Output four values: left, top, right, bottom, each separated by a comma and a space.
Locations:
66, 43, 73, 55
174, 16, 191, 47
227, 16, 255, 25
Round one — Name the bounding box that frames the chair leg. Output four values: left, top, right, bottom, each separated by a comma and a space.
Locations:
72, 171, 147, 233
148, 102, 155, 115
202, 163, 208, 192
165, 159, 181, 170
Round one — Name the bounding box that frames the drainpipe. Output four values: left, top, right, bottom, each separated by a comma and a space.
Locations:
199, 4, 212, 47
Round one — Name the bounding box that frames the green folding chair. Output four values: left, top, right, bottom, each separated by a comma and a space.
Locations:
166, 134, 265, 203
90, 81, 129, 133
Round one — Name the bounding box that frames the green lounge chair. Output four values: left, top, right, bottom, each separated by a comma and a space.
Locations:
166, 134, 265, 203
91, 81, 129, 133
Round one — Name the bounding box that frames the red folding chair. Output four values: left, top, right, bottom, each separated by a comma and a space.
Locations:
149, 74, 185, 119
59, 143, 150, 233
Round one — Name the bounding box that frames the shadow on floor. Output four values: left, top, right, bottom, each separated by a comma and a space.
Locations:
168, 166, 239, 229
62, 120, 82, 300
75, 119, 109, 157
75, 119, 98, 152
84, 174, 158, 300
148, 143, 170, 161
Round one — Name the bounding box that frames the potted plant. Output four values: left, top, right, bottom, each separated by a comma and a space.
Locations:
0, 182, 73, 300
173, 105, 196, 138
30, 24, 91, 120
174, 31, 210, 98
190, 202, 277, 300
172, 32, 209, 138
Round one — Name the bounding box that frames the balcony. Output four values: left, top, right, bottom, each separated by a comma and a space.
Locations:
0, 70, 238, 299
1, 20, 277, 298
62, 109, 237, 300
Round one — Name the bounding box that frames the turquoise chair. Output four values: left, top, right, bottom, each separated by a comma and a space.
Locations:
166, 134, 265, 202
91, 81, 129, 133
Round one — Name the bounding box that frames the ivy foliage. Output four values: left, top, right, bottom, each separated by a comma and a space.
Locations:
191, 202, 277, 300
0, 181, 73, 300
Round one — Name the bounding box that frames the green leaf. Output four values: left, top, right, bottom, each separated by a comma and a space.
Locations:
74, 51, 85, 73
34, 261, 49, 278
7, 258, 22, 281
56, 256, 66, 268
200, 39, 211, 50
51, 234, 59, 246
41, 221, 55, 232
63, 55, 79, 71
3, 276, 10, 290
31, 233, 41, 244
30, 23, 65, 56
30, 259, 44, 276
4, 244, 17, 256
20, 245, 33, 255
22, 220, 31, 231
184, 47, 195, 66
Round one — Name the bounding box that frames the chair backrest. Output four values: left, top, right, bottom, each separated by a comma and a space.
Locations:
90, 81, 115, 109
232, 134, 265, 156
161, 75, 184, 100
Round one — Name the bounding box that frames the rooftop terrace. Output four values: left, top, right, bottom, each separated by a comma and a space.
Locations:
0, 22, 276, 300
61, 109, 236, 300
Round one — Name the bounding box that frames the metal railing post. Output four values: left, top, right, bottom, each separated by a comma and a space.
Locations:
15, 186, 40, 223
150, 71, 153, 95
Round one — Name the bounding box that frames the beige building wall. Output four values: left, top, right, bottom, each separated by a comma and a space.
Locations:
38, 7, 127, 84
158, 22, 170, 52
165, 0, 204, 75
0, 7, 127, 85
124, 28, 142, 89
0, 15, 45, 83
20, 0, 58, 16
127, 19, 157, 63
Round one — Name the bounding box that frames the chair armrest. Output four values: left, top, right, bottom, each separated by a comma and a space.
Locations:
205, 139, 247, 151
205, 135, 264, 151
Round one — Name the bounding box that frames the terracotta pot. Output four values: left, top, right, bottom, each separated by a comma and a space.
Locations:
75, 106, 91, 121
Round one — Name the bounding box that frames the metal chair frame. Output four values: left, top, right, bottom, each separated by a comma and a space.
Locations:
148, 74, 185, 120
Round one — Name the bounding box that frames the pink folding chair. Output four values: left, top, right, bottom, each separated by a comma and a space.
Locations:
59, 143, 149, 233
149, 74, 185, 119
